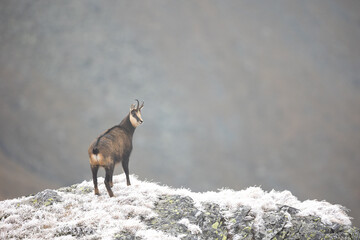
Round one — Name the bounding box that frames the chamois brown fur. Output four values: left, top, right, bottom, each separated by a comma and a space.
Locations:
88, 100, 143, 197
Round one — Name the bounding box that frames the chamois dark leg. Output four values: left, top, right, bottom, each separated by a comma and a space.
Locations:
91, 165, 100, 195
104, 167, 114, 197
109, 163, 115, 188
122, 158, 131, 186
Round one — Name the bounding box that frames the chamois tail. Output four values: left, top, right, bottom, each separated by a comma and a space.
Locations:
92, 137, 101, 155
92, 148, 99, 155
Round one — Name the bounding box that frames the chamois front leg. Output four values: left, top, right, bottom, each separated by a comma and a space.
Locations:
91, 165, 100, 195
104, 166, 114, 197
122, 158, 131, 186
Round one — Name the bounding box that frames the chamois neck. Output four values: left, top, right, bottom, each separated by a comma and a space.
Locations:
119, 113, 135, 136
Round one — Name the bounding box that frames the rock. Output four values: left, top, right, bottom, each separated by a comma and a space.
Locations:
55, 224, 95, 238
58, 183, 92, 194
143, 194, 360, 240
145, 195, 228, 239
114, 231, 138, 240
29, 189, 62, 207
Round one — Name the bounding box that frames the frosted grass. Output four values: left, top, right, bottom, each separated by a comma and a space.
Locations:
0, 174, 352, 239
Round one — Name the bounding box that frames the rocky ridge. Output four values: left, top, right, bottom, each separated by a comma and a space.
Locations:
0, 174, 359, 239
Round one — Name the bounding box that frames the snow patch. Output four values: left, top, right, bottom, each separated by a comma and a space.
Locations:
178, 218, 202, 234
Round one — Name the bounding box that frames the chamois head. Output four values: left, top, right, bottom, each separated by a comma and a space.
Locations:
129, 99, 144, 128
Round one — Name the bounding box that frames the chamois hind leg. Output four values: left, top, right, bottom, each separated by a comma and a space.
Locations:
122, 158, 131, 186
91, 165, 100, 195
109, 163, 115, 188
104, 166, 114, 197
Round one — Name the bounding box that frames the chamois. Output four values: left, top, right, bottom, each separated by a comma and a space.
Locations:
88, 100, 144, 197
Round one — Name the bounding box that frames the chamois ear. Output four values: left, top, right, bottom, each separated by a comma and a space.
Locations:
130, 99, 144, 111
130, 104, 136, 111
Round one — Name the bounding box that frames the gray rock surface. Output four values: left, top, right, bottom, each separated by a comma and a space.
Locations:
142, 195, 360, 240
29, 189, 62, 207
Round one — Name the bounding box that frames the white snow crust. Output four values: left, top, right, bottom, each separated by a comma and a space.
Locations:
0, 174, 352, 239
178, 218, 202, 234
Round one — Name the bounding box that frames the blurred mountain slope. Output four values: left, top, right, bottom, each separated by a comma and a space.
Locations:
0, 149, 57, 200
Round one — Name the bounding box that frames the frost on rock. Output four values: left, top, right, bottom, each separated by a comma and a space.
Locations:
29, 189, 63, 207
145, 195, 228, 239
0, 174, 359, 240
55, 224, 95, 238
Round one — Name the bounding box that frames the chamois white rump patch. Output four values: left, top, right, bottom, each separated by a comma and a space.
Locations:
89, 153, 103, 165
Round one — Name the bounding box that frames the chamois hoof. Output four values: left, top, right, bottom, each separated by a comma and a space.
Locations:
94, 189, 100, 196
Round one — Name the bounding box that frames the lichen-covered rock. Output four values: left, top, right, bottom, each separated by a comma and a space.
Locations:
145, 195, 228, 239
145, 195, 201, 238
55, 224, 95, 238
273, 214, 360, 240
227, 206, 253, 239
144, 194, 360, 240
29, 189, 62, 207
114, 231, 139, 240
58, 183, 92, 194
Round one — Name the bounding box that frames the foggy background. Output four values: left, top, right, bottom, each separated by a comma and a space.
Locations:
1, 1, 359, 226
